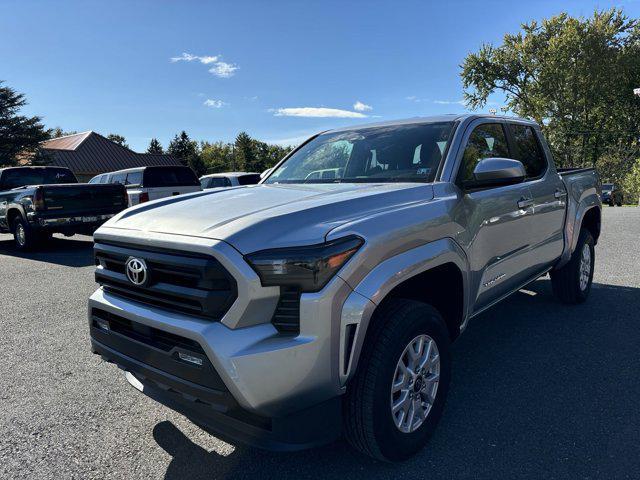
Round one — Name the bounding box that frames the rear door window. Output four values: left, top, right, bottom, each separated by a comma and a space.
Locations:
509, 124, 547, 179
143, 167, 199, 187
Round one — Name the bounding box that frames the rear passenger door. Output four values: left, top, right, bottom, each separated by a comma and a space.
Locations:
508, 123, 566, 271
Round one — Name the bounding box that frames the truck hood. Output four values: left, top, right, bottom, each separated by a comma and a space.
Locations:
99, 183, 435, 253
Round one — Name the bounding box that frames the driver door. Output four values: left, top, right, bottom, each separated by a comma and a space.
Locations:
453, 121, 536, 313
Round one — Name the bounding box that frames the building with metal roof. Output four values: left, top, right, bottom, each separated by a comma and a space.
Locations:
38, 131, 181, 182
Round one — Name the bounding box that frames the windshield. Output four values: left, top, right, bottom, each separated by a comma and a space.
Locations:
602, 183, 613, 190
264, 122, 456, 184
0, 167, 78, 189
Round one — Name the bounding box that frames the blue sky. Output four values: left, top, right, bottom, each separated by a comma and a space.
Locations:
2, 0, 638, 152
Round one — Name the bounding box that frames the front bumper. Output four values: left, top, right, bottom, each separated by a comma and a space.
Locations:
90, 336, 341, 451
87, 227, 364, 450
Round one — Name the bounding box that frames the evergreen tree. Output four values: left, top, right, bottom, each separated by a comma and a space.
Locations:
168, 131, 205, 175
234, 131, 256, 171
0, 81, 50, 167
147, 138, 164, 154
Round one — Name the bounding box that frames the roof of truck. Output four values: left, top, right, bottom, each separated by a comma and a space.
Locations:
326, 114, 538, 133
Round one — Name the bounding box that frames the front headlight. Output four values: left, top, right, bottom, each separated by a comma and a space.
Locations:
245, 235, 364, 292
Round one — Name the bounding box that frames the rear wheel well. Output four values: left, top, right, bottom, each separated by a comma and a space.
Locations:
373, 263, 464, 342
581, 207, 601, 244
7, 209, 23, 231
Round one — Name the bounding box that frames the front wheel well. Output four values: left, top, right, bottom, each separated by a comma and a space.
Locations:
372, 262, 464, 342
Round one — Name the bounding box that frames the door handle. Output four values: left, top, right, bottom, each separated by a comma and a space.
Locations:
517, 197, 534, 209
554, 189, 567, 199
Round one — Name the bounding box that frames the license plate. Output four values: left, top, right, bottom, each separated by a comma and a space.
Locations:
80, 216, 98, 222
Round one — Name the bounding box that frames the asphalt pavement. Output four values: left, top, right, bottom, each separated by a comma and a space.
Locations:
1, 207, 639, 479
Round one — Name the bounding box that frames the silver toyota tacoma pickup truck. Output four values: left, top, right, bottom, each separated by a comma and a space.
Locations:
88, 114, 601, 461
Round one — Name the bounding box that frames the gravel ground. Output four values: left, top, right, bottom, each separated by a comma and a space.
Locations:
1, 207, 639, 479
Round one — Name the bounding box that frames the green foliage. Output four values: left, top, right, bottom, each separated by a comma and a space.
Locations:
168, 131, 206, 175
0, 81, 50, 167
200, 141, 235, 173
107, 133, 129, 149
461, 8, 640, 169
234, 132, 257, 171
622, 158, 640, 204
51, 127, 78, 138
168, 131, 197, 163
147, 138, 164, 154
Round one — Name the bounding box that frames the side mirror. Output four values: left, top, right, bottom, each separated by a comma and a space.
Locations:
467, 158, 526, 188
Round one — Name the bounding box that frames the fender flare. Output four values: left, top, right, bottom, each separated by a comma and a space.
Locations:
4, 204, 27, 231
338, 237, 470, 386
557, 198, 601, 269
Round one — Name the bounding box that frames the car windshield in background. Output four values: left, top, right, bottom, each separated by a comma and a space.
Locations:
602, 183, 613, 190
1, 168, 77, 189
143, 167, 199, 187
265, 122, 456, 184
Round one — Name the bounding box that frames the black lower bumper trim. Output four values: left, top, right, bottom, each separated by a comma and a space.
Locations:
91, 338, 342, 451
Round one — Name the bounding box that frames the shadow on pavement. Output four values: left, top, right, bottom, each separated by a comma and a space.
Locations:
0, 234, 95, 267
156, 279, 640, 480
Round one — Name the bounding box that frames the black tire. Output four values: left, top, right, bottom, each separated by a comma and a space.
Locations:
550, 228, 595, 304
616, 201, 622, 207
344, 299, 451, 462
12, 216, 39, 251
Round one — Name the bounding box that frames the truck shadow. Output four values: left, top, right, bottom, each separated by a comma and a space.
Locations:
0, 234, 95, 267
155, 279, 640, 480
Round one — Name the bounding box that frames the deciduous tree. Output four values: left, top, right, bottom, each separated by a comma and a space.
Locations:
461, 8, 640, 169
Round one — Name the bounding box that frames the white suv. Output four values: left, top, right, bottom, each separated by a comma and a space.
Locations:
89, 166, 202, 206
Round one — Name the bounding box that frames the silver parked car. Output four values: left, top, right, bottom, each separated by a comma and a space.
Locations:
88, 115, 601, 461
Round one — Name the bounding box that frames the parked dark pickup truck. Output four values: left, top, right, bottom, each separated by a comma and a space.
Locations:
0, 166, 128, 250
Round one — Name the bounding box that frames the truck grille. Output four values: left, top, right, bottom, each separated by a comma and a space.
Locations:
94, 241, 237, 319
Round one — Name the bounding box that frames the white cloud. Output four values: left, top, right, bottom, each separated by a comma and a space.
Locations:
171, 52, 238, 78
353, 101, 372, 112
209, 61, 238, 78
273, 107, 367, 118
170, 52, 219, 64
203, 99, 227, 108
198, 56, 219, 65
433, 99, 465, 105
